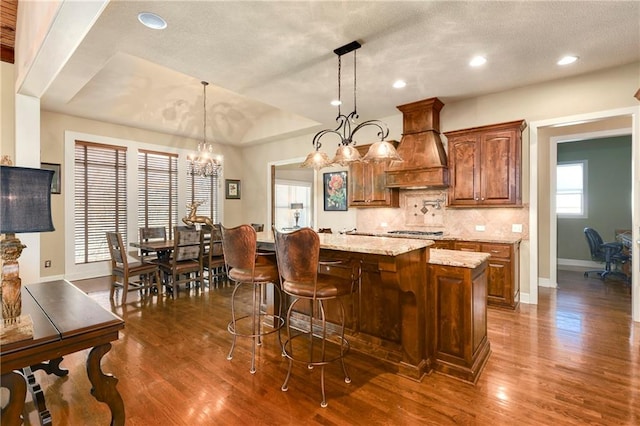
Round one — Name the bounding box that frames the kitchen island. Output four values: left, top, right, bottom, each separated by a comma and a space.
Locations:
257, 232, 434, 380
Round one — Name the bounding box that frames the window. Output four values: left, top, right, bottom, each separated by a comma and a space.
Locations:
275, 181, 311, 229
74, 141, 127, 264
556, 160, 587, 217
138, 150, 178, 238
187, 173, 221, 225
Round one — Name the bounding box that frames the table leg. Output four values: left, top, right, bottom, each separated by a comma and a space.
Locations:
31, 357, 69, 377
86, 343, 125, 426
0, 370, 27, 426
23, 366, 52, 426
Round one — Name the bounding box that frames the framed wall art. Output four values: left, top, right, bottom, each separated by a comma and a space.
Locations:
225, 179, 241, 199
323, 171, 347, 211
41, 162, 61, 194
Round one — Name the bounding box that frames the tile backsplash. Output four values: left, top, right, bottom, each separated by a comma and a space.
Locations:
356, 189, 529, 240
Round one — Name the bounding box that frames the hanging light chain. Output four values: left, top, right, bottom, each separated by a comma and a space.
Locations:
353, 49, 357, 117
337, 54, 342, 117
202, 81, 208, 146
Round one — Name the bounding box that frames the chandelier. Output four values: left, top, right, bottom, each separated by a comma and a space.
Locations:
302, 41, 401, 170
187, 81, 222, 177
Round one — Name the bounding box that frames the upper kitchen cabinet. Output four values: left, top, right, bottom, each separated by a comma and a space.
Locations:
445, 120, 526, 207
348, 142, 400, 207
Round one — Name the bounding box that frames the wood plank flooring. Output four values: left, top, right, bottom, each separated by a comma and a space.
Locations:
18, 271, 639, 425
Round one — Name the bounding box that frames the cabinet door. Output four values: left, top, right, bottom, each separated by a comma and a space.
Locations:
348, 144, 399, 208
480, 129, 520, 205
481, 243, 518, 309
448, 136, 480, 206
485, 258, 512, 305
368, 161, 391, 204
349, 160, 368, 205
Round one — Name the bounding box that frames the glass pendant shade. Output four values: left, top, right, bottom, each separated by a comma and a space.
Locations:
331, 144, 361, 166
362, 140, 403, 163
301, 150, 331, 170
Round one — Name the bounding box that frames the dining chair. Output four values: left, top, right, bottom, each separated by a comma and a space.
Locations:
221, 224, 283, 374
106, 231, 161, 304
250, 223, 264, 232
273, 227, 357, 407
201, 224, 226, 288
158, 227, 203, 297
139, 226, 167, 263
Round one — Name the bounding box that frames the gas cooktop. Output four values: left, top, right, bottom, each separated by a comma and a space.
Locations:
387, 230, 444, 236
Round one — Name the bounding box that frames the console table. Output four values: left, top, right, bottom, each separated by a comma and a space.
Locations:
0, 280, 125, 425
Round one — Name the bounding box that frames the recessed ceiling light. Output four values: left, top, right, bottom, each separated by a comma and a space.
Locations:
557, 55, 579, 66
138, 12, 167, 30
469, 56, 487, 67
330, 100, 342, 106
392, 80, 407, 89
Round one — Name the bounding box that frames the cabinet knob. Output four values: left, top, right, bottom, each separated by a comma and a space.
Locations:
481, 198, 485, 201
474, 198, 479, 201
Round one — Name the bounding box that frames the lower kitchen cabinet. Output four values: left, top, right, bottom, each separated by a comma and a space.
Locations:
446, 239, 520, 309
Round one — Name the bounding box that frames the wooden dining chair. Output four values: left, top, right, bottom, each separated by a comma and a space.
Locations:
138, 226, 167, 263
201, 224, 226, 288
158, 227, 203, 297
106, 231, 161, 304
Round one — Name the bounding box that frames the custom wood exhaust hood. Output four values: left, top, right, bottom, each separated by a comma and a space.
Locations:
386, 97, 449, 189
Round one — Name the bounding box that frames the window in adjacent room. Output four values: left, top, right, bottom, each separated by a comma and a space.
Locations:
74, 141, 128, 264
275, 180, 311, 229
138, 150, 178, 238
556, 160, 587, 218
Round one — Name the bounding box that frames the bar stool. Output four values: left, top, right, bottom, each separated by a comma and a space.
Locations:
221, 224, 283, 374
273, 227, 356, 407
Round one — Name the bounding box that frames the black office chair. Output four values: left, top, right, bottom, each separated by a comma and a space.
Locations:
583, 227, 630, 281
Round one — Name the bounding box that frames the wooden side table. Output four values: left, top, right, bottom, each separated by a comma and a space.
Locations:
1, 280, 125, 425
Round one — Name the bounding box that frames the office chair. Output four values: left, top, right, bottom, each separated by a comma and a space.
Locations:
583, 227, 630, 281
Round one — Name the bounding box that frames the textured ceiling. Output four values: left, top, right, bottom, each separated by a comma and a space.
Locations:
39, 1, 640, 147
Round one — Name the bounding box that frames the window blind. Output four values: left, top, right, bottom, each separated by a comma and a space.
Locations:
74, 141, 127, 264
138, 150, 179, 239
187, 173, 220, 224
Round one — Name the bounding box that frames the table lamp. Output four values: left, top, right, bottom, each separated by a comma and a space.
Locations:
290, 203, 303, 228
1, 165, 55, 342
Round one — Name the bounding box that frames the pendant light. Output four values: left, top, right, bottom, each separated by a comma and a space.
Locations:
187, 81, 222, 177
302, 41, 401, 169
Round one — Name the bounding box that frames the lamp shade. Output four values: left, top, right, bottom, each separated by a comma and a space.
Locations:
290, 203, 303, 210
0, 166, 55, 233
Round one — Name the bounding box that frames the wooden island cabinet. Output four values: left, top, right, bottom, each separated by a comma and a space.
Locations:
429, 249, 491, 383
258, 232, 494, 384
258, 232, 435, 381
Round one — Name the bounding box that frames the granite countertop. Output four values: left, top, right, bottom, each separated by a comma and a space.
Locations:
349, 231, 521, 244
429, 249, 490, 268
257, 231, 432, 257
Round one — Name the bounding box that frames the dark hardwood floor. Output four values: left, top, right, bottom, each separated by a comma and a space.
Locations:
20, 271, 639, 425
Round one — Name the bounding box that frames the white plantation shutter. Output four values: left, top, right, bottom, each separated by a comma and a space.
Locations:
74, 141, 127, 264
